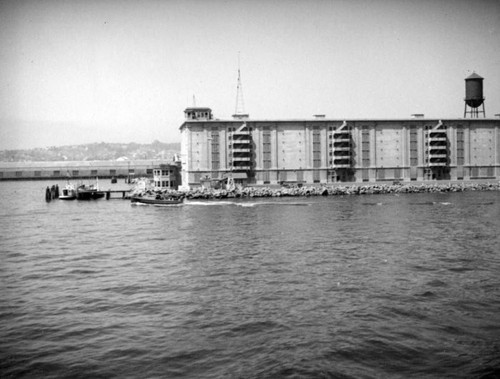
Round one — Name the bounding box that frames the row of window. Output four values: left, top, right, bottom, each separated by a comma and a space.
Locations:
3, 168, 147, 177
203, 123, 488, 137
205, 142, 486, 169
186, 111, 211, 120
153, 169, 174, 176
154, 180, 176, 187
199, 125, 492, 174
207, 124, 459, 134
190, 166, 496, 185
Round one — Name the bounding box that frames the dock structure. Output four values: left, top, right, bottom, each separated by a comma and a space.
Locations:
105, 190, 131, 200
0, 160, 166, 181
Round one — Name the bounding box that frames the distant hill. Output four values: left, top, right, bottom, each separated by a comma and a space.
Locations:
0, 141, 180, 162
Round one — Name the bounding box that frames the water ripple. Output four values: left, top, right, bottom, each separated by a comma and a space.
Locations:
1, 181, 500, 378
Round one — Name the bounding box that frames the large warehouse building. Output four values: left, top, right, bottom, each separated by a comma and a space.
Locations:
179, 74, 499, 189
179, 110, 499, 188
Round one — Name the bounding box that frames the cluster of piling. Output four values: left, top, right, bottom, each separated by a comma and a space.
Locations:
131, 181, 500, 200
45, 185, 59, 201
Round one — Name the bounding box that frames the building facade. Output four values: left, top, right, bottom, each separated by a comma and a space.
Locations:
179, 108, 500, 189
152, 163, 181, 190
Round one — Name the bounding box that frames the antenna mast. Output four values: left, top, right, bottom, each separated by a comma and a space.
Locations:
233, 52, 249, 119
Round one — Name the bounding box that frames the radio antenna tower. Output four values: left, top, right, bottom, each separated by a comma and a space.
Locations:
233, 52, 249, 119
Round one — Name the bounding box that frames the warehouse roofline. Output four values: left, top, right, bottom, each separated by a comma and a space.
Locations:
180, 117, 499, 129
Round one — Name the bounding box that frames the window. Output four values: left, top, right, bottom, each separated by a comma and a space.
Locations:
72, 170, 79, 176
362, 169, 369, 182
313, 169, 320, 183
279, 171, 287, 182
91, 170, 98, 176
212, 130, 220, 170
263, 131, 272, 169
34, 171, 41, 177
110, 169, 116, 175
410, 127, 418, 166
377, 169, 385, 180
362, 127, 370, 168
263, 170, 270, 184
313, 130, 321, 168
297, 170, 304, 182
456, 126, 464, 166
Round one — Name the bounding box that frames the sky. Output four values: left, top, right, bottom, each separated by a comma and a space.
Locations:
0, 0, 499, 150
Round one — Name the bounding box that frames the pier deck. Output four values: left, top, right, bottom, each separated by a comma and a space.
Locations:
104, 190, 131, 199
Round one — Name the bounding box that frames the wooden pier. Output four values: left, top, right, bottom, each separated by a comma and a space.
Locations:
104, 190, 131, 200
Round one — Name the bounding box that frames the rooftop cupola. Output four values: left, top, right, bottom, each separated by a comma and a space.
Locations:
184, 107, 213, 121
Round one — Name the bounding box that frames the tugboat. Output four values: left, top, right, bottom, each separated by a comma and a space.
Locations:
76, 178, 105, 200
59, 182, 77, 200
130, 193, 183, 206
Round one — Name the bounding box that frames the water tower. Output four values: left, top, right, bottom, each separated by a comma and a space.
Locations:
464, 72, 485, 118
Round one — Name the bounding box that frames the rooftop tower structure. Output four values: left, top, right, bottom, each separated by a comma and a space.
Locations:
233, 53, 249, 120
184, 107, 212, 121
464, 72, 485, 118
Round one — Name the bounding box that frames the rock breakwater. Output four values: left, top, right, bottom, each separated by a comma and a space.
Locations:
132, 182, 500, 200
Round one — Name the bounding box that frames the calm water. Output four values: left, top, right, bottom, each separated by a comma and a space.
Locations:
1, 180, 499, 378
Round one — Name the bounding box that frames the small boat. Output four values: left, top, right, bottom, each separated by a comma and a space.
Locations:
76, 178, 105, 200
76, 184, 105, 200
59, 183, 76, 200
131, 194, 183, 206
